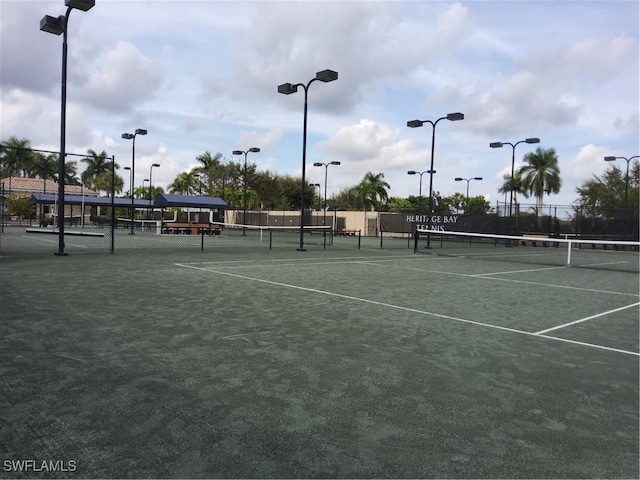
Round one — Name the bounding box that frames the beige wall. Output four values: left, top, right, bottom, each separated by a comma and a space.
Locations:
223, 209, 381, 236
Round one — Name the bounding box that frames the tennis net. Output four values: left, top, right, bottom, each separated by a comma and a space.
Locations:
414, 229, 640, 273
214, 223, 334, 249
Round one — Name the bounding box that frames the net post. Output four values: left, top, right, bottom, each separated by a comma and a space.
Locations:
413, 228, 418, 253
201, 229, 204, 252
567, 239, 572, 266
269, 229, 273, 250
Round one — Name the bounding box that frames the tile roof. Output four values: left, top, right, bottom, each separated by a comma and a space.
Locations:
0, 177, 98, 196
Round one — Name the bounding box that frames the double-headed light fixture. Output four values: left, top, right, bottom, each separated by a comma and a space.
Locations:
454, 177, 483, 214
232, 148, 261, 234
489, 137, 539, 226
407, 112, 464, 246
313, 161, 341, 227
122, 129, 147, 234
40, 0, 95, 256
278, 69, 338, 251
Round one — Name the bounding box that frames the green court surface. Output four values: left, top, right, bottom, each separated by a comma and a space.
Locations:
0, 245, 638, 478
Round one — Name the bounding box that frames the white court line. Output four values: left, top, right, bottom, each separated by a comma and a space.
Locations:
175, 262, 640, 357
22, 235, 88, 249
534, 302, 640, 335
356, 260, 640, 298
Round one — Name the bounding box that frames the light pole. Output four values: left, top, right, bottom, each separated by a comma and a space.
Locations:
313, 161, 340, 228
490, 137, 539, 232
40, 0, 95, 256
407, 112, 464, 247
454, 177, 483, 214
604, 156, 638, 213
407, 170, 433, 211
149, 163, 160, 219
122, 129, 147, 234
232, 148, 260, 234
278, 69, 339, 251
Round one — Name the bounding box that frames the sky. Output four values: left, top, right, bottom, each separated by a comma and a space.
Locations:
1, 0, 638, 209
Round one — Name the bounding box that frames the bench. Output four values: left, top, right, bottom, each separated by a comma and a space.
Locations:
162, 222, 221, 235
520, 234, 558, 247
336, 228, 359, 237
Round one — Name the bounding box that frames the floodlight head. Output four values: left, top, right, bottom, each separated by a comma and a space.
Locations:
232, 150, 243, 155
316, 69, 338, 83
66, 0, 95, 11
489, 142, 503, 148
407, 170, 417, 175
40, 15, 64, 35
278, 83, 297, 95
135, 129, 147, 136
427, 170, 436, 174
249, 147, 260, 153
122, 133, 134, 140
474, 177, 483, 181
330, 161, 341, 166
313, 163, 323, 167
454, 177, 463, 181
407, 120, 423, 128
525, 137, 540, 144
123, 166, 131, 170
446, 112, 464, 121
152, 163, 160, 167
604, 156, 617, 162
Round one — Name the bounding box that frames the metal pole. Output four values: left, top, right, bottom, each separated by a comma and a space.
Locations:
243, 152, 248, 234
299, 86, 309, 251
130, 136, 136, 234
426, 122, 437, 248
55, 8, 72, 256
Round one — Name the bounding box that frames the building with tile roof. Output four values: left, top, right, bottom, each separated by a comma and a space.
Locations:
0, 176, 98, 221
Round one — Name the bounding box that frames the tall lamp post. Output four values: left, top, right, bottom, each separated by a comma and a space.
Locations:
454, 176, 483, 214
490, 137, 539, 232
149, 162, 160, 219
407, 170, 433, 211
407, 112, 464, 247
604, 155, 638, 214
122, 128, 147, 234
604, 155, 639, 238
232, 148, 260, 234
40, 0, 95, 256
313, 161, 340, 228
278, 69, 339, 251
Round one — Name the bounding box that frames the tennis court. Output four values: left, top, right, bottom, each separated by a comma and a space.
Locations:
0, 241, 638, 478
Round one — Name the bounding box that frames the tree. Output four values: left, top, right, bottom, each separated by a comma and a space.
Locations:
168, 171, 200, 195
0, 136, 34, 179
575, 162, 639, 218
466, 195, 492, 215
6, 194, 36, 219
354, 172, 390, 211
81, 149, 119, 194
518, 147, 561, 217
497, 172, 529, 206
193, 151, 225, 195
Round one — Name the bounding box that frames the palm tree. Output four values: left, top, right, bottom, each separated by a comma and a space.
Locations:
518, 147, 561, 217
498, 171, 529, 212
354, 172, 390, 211
1, 136, 34, 179
168, 171, 199, 195
193, 151, 224, 195
81, 149, 113, 191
